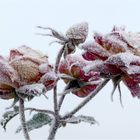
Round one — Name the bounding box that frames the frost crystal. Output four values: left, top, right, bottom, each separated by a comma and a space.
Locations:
82, 41, 110, 58
39, 63, 52, 74
16, 83, 46, 97
106, 52, 140, 67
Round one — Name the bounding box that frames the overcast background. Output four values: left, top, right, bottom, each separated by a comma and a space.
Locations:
0, 0, 140, 140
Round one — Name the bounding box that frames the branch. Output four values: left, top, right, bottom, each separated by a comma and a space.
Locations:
53, 45, 65, 115
19, 98, 30, 140
62, 79, 110, 120
47, 45, 65, 140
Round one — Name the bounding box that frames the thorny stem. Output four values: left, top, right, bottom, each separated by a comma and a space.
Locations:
19, 98, 30, 140
62, 79, 110, 120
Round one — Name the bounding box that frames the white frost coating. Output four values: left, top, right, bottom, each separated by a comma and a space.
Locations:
84, 80, 102, 86
40, 71, 58, 82
111, 26, 140, 49
115, 29, 140, 48
105, 52, 140, 75
65, 54, 93, 69
39, 71, 58, 91
94, 32, 103, 38
16, 83, 46, 96
106, 52, 140, 67
83, 60, 103, 73
64, 55, 84, 71
39, 63, 51, 74
105, 33, 128, 49
82, 41, 110, 57
11, 45, 48, 60
127, 65, 140, 74
66, 22, 88, 40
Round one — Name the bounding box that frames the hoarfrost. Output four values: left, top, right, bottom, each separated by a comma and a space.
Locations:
83, 60, 103, 73
16, 83, 46, 97
105, 52, 140, 75
39, 63, 52, 74
82, 41, 110, 58
66, 22, 88, 40
106, 52, 140, 67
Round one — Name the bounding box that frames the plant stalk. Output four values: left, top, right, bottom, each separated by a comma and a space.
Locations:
19, 98, 30, 140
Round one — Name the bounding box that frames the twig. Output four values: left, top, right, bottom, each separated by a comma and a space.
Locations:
24, 108, 55, 116
53, 45, 65, 114
62, 79, 110, 120
19, 98, 30, 140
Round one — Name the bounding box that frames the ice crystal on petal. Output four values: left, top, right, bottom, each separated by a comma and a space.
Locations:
16, 83, 46, 97
83, 60, 103, 73
106, 52, 140, 67
40, 71, 58, 91
10, 45, 48, 62
39, 63, 53, 74
112, 26, 140, 49
82, 41, 110, 59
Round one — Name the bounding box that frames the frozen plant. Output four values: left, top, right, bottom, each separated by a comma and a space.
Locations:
0, 23, 140, 140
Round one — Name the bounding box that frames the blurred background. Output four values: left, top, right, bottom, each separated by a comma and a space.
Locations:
0, 0, 140, 139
